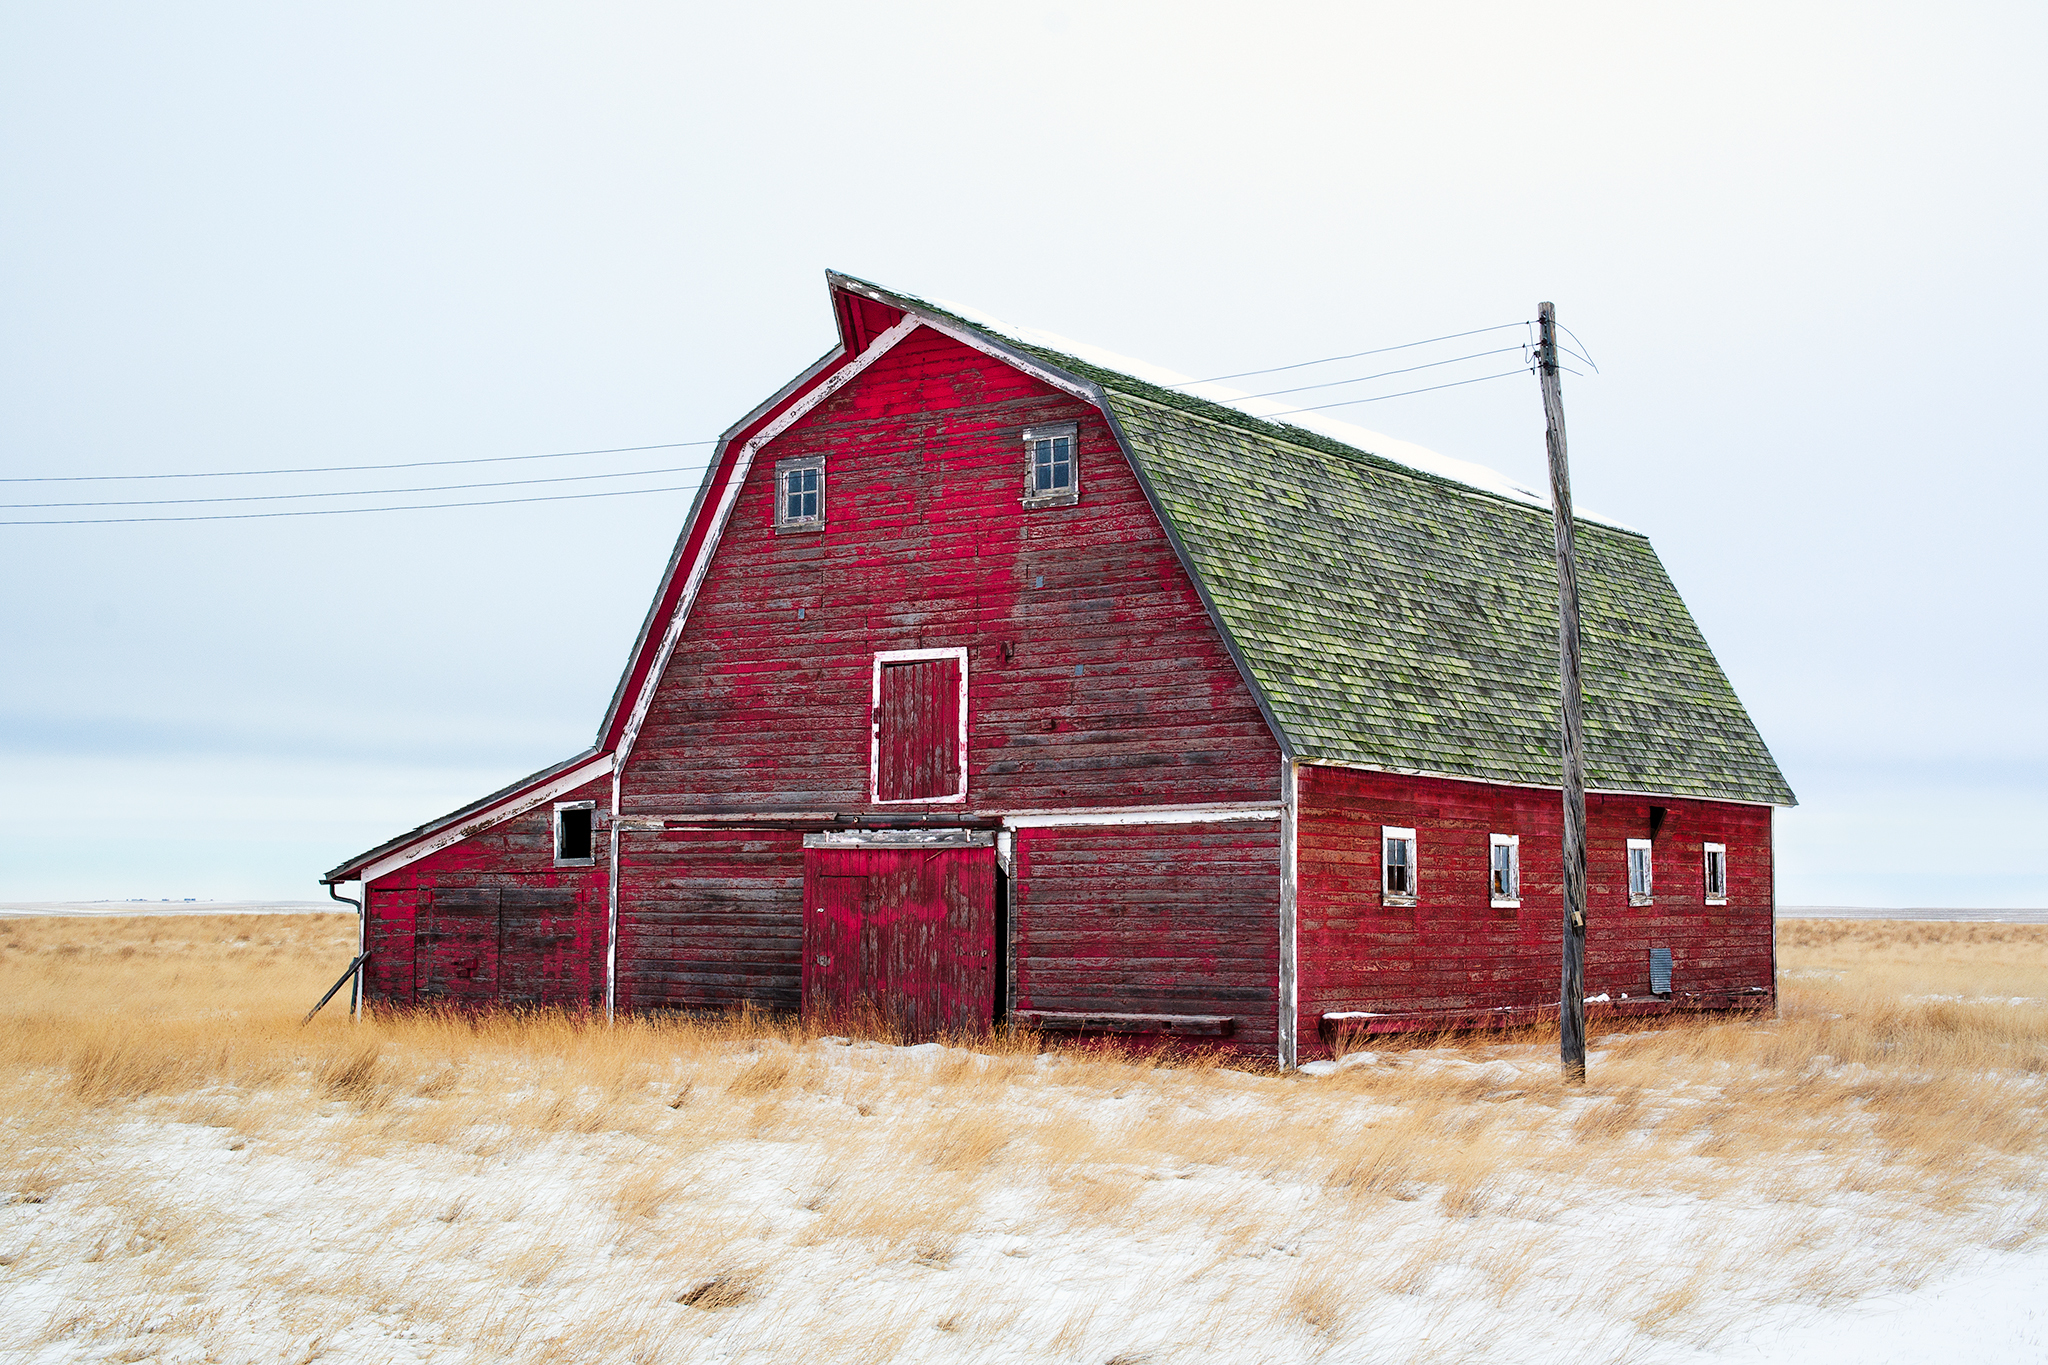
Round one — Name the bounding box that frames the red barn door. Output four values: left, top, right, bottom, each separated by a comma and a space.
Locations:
416, 885, 601, 1008
801, 836, 995, 1038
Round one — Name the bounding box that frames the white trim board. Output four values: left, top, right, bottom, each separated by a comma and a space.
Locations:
870, 646, 970, 805
998, 803, 1281, 828
359, 753, 616, 884
614, 313, 925, 777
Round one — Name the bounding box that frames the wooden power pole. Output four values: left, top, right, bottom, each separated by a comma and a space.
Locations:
1538, 302, 1589, 1085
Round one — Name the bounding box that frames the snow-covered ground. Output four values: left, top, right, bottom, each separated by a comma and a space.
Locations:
4, 1034, 2042, 1365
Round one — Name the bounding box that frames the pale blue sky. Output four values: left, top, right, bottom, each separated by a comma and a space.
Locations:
3, 1, 2042, 905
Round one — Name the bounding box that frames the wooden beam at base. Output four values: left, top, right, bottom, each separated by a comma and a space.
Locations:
1319, 991, 1771, 1043
1013, 1010, 1237, 1038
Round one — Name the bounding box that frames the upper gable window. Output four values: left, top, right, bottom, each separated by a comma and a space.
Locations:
1627, 838, 1654, 906
775, 454, 826, 533
1022, 422, 1079, 508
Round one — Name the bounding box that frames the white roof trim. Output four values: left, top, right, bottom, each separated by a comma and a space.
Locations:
613, 313, 924, 775
358, 753, 615, 884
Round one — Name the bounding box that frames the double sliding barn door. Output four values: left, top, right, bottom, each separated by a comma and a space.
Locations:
416, 885, 600, 1008
801, 839, 996, 1038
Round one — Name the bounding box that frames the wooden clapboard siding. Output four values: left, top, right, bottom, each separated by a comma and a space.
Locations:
615, 829, 806, 1015
360, 773, 610, 1009
619, 325, 1281, 815
1012, 821, 1282, 1051
1295, 764, 1774, 1055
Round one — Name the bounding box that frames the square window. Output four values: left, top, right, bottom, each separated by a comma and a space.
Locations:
1021, 422, 1080, 508
1489, 833, 1520, 908
774, 454, 826, 533
1627, 838, 1654, 906
1382, 826, 1417, 905
554, 802, 597, 866
1703, 842, 1728, 904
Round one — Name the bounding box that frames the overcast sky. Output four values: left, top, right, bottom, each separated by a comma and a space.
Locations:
3, 2, 2042, 906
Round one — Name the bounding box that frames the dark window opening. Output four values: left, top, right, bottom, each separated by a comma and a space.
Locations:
555, 807, 594, 863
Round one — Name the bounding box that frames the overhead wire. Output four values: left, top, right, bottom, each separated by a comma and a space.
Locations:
1254, 368, 1534, 418
0, 439, 717, 484
4, 315, 1596, 523
2, 482, 707, 527
2, 462, 709, 510
1170, 322, 1530, 386
1227, 346, 1527, 401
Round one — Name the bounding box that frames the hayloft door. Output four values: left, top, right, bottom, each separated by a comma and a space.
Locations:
800, 833, 996, 1038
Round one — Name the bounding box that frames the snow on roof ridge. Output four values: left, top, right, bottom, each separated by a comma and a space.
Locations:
920, 290, 1637, 532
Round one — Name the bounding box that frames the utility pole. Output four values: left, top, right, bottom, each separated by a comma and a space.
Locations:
1538, 302, 1588, 1085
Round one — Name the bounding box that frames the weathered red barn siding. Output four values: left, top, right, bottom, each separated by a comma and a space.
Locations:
1295, 764, 1772, 1055
362, 773, 611, 1009
1013, 821, 1282, 1051
613, 829, 805, 1015
617, 325, 1280, 817
610, 324, 1283, 1018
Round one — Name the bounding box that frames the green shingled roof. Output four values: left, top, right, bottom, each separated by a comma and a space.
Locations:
840, 276, 1794, 805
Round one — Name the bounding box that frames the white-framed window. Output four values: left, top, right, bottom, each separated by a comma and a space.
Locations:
1627, 838, 1654, 906
1703, 842, 1728, 904
774, 454, 826, 533
1382, 826, 1417, 905
553, 801, 597, 866
1489, 833, 1520, 908
1021, 422, 1079, 508
870, 647, 969, 804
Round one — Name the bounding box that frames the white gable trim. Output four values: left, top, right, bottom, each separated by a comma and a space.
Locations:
613, 313, 923, 774
912, 313, 1103, 405
359, 752, 616, 884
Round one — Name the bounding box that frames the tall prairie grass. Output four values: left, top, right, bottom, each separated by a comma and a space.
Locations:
1, 912, 2043, 1364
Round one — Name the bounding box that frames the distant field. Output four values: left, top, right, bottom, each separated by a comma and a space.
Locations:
1, 914, 2043, 1364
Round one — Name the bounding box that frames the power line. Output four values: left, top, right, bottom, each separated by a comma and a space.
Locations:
8, 366, 1547, 521
2, 481, 704, 527
1171, 322, 1530, 387
1231, 346, 1527, 401
1254, 367, 1534, 418
1557, 322, 1600, 373
4, 461, 709, 511
0, 439, 716, 485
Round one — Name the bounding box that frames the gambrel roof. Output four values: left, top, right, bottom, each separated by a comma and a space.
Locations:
330, 271, 1792, 882
831, 274, 1794, 806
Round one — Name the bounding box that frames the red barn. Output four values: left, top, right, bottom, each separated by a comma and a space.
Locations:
325, 272, 1794, 1066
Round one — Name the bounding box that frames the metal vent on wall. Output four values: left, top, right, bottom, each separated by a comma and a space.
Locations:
1650, 946, 1673, 996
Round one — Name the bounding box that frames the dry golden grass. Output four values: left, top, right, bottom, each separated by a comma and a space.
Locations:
0, 912, 2044, 1364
